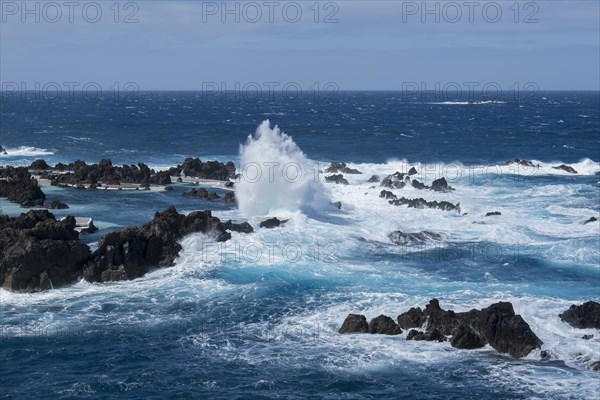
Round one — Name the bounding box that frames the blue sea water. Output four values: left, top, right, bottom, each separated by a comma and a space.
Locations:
1, 91, 599, 399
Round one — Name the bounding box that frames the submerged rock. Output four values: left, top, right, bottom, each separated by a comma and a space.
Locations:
331, 201, 342, 209
367, 175, 380, 183
380, 190, 397, 200
325, 174, 349, 185
552, 164, 578, 174
485, 211, 502, 217
559, 301, 600, 329
583, 216, 597, 224
388, 230, 442, 245
339, 314, 369, 333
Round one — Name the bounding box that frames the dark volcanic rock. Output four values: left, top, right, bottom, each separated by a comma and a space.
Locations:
582, 334, 594, 340
411, 179, 428, 190
82, 207, 230, 283
402, 299, 542, 358
0, 144, 6, 155
181, 158, 236, 180
389, 197, 460, 212
408, 167, 418, 176
222, 192, 236, 204
149, 170, 172, 185
583, 216, 598, 224
182, 188, 220, 200
407, 329, 446, 342
553, 164, 578, 174
223, 220, 254, 234
368, 315, 402, 335
325, 174, 349, 185
45, 199, 69, 209
0, 211, 91, 292
486, 211, 502, 217
339, 314, 369, 334
450, 325, 486, 349
591, 361, 600, 371
326, 162, 362, 175
0, 167, 46, 207
380, 190, 397, 200
507, 159, 538, 168
367, 175, 380, 183
332, 201, 342, 209
430, 177, 454, 192
559, 301, 600, 329
381, 172, 406, 189
397, 307, 424, 329
259, 217, 288, 229
29, 159, 51, 170
388, 230, 442, 245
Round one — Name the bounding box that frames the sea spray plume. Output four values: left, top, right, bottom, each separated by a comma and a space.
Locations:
237, 120, 329, 217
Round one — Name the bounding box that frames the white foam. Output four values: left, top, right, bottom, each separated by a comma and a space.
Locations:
237, 120, 330, 217
0, 146, 54, 157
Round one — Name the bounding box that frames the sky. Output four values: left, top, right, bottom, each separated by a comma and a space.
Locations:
1, 0, 599, 90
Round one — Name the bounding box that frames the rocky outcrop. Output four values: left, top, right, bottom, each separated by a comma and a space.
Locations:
407, 329, 446, 342
180, 158, 236, 180
583, 217, 597, 224
381, 172, 407, 189
411, 179, 428, 190
259, 217, 288, 229
0, 145, 6, 155
0, 211, 91, 292
506, 159, 539, 168
342, 299, 542, 358
82, 207, 230, 283
430, 177, 454, 192
223, 220, 254, 234
368, 315, 402, 335
325, 174, 349, 185
182, 188, 220, 200
486, 211, 501, 217
49, 159, 166, 187
45, 199, 69, 209
325, 162, 362, 174
149, 170, 172, 185
29, 159, 51, 170
222, 192, 236, 204
450, 325, 486, 349
367, 175, 380, 183
388, 196, 460, 212
339, 314, 369, 333
408, 167, 418, 175
559, 301, 600, 329
0, 167, 46, 207
388, 230, 441, 245
553, 164, 578, 174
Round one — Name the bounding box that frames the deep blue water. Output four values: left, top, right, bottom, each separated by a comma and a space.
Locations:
1, 91, 599, 399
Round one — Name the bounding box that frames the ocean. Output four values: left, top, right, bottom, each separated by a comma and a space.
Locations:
1, 91, 599, 399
